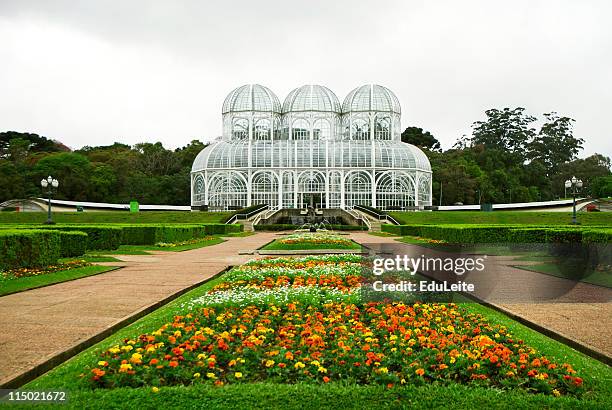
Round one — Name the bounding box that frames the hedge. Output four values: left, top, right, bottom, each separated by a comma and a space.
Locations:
58, 231, 88, 257
120, 224, 242, 245
43, 226, 123, 250
0, 230, 61, 270
381, 224, 612, 244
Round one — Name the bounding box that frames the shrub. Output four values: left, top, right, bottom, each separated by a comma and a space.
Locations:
255, 224, 297, 231
58, 230, 88, 257
0, 230, 61, 270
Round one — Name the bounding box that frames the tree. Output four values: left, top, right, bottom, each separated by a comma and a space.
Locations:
529, 112, 584, 175
552, 154, 611, 197
401, 127, 441, 151
31, 153, 93, 201
470, 107, 536, 162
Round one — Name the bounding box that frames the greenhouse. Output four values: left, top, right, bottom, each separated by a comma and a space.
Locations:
191, 84, 432, 211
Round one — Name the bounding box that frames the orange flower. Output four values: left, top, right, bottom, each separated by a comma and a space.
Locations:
415, 368, 425, 376
323, 376, 330, 383
169, 361, 179, 368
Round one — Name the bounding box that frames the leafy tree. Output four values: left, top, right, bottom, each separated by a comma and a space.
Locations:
401, 127, 441, 151
470, 107, 536, 162
529, 113, 584, 175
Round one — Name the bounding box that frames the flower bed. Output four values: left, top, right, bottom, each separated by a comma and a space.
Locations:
155, 236, 217, 248
87, 255, 584, 397
1, 259, 91, 282
262, 233, 361, 250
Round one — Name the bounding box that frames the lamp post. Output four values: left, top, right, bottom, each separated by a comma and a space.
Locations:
564, 176, 583, 225
40, 175, 59, 225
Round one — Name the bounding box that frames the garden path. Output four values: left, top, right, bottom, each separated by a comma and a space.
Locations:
0, 232, 277, 388
351, 232, 612, 360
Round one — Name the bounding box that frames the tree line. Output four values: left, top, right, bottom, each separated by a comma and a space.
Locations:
1, 106, 611, 206
402, 108, 611, 205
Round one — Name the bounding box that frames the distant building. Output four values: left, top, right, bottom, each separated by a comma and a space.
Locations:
190, 84, 433, 211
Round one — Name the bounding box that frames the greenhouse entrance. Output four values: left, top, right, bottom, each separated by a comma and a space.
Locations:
298, 192, 326, 209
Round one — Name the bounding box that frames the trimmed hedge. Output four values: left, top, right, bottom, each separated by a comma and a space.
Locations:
120, 224, 242, 245
44, 226, 123, 250
381, 224, 612, 244
255, 224, 367, 231
58, 231, 88, 257
0, 230, 61, 270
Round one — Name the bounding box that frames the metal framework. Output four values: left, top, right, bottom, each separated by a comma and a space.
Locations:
191, 84, 432, 211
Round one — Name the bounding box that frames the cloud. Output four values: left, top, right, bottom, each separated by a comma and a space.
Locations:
0, 0, 610, 158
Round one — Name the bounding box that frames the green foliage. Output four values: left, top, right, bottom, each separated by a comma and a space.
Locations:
58, 230, 88, 257
0, 133, 207, 205
401, 126, 441, 151
389, 211, 612, 226
590, 176, 612, 198
120, 224, 241, 245
0, 229, 61, 270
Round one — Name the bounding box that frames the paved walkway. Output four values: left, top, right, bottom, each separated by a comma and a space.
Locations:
0, 233, 277, 387
351, 232, 612, 358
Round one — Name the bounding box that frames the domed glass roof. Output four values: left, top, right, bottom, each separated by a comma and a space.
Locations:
342, 84, 401, 114
282, 85, 341, 113
192, 140, 430, 172
222, 84, 281, 114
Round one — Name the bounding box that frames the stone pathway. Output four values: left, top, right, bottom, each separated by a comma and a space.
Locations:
0, 232, 277, 388
350, 232, 612, 359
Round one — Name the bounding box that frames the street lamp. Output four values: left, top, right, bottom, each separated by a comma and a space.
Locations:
564, 176, 583, 224
40, 175, 59, 225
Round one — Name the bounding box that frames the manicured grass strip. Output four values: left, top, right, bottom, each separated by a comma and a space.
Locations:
389, 211, 612, 226
514, 264, 612, 289
0, 266, 117, 296
9, 381, 609, 409
0, 211, 231, 225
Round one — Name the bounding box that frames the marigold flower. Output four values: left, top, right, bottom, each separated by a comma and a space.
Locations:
415, 368, 425, 376
234, 372, 243, 379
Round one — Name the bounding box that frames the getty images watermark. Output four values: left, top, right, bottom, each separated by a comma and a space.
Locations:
370, 254, 488, 293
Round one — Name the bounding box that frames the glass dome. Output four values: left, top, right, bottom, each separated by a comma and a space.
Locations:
222, 84, 281, 114
282, 85, 341, 113
342, 84, 401, 114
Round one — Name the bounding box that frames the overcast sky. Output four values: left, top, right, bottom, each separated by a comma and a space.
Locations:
1, 0, 610, 158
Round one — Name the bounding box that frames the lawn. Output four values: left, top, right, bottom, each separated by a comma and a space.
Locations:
389, 211, 612, 226
0, 211, 231, 225
20, 255, 611, 409
261, 232, 361, 250
514, 262, 612, 288
0, 265, 117, 296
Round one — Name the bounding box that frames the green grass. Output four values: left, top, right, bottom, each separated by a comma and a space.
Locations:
261, 239, 361, 251
19, 275, 611, 409
0, 265, 116, 296
514, 263, 612, 288
389, 211, 612, 226
0, 211, 231, 225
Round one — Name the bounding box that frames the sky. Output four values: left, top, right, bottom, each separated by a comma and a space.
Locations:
0, 0, 610, 158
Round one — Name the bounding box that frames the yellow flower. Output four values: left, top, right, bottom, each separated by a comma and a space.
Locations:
317, 367, 327, 373
119, 363, 132, 373
206, 372, 216, 379
294, 361, 306, 369
311, 360, 320, 367
121, 345, 133, 352
193, 373, 201, 378
151, 387, 159, 393
97, 361, 108, 367
108, 347, 120, 354
265, 359, 275, 367
379, 367, 389, 374
552, 389, 561, 397
234, 372, 243, 379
